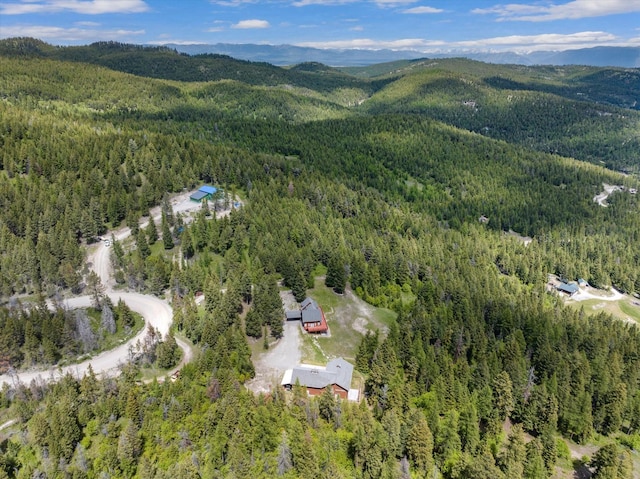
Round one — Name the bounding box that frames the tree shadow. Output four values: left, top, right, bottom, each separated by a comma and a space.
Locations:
573, 459, 593, 479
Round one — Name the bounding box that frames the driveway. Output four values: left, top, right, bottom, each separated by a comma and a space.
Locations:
246, 291, 301, 394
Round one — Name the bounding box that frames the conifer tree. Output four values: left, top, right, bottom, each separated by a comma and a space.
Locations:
406, 410, 434, 475
146, 214, 158, 244
136, 229, 150, 259
325, 252, 346, 294
162, 213, 174, 250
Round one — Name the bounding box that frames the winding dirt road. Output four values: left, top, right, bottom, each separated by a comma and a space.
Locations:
593, 183, 622, 207
0, 292, 174, 388
0, 192, 212, 388
570, 286, 624, 303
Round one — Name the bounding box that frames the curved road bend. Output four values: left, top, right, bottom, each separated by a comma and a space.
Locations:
0, 193, 240, 388
0, 292, 173, 388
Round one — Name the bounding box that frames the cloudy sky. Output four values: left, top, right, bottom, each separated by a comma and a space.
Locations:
1, 0, 640, 53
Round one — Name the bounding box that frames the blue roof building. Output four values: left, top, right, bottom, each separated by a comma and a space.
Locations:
199, 185, 217, 195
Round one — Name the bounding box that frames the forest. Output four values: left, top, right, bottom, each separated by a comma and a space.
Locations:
0, 38, 639, 478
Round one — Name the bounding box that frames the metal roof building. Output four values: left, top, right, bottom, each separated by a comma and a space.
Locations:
282, 358, 354, 399
199, 185, 217, 195
190, 190, 209, 202
557, 282, 579, 296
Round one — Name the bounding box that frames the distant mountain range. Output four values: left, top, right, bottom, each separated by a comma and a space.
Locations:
164, 43, 640, 68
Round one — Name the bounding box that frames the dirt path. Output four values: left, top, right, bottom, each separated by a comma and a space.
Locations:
593, 183, 622, 207
246, 320, 302, 394
0, 419, 16, 432
570, 286, 624, 303
0, 292, 174, 387
1, 191, 240, 388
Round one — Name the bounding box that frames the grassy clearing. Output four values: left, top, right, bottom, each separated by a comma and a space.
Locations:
568, 297, 640, 324
299, 278, 397, 363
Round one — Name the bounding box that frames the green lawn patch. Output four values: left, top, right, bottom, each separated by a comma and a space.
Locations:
300, 277, 397, 363
618, 300, 640, 323
568, 298, 639, 324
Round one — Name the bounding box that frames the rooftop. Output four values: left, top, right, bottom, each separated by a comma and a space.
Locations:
190, 190, 209, 201
199, 185, 217, 195
282, 357, 353, 392
557, 282, 579, 294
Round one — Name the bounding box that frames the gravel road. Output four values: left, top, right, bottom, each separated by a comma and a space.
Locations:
593, 183, 622, 207
0, 292, 173, 387
0, 191, 225, 388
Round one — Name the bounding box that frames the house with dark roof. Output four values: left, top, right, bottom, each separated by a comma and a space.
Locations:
282, 358, 354, 399
300, 297, 328, 333
557, 282, 579, 296
284, 298, 328, 333
285, 310, 302, 321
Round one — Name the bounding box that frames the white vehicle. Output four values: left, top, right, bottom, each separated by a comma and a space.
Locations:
104, 239, 111, 247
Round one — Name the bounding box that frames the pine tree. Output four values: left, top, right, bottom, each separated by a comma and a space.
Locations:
499, 423, 526, 479
523, 439, 547, 479
162, 213, 174, 250
277, 431, 293, 476
591, 443, 633, 479
493, 371, 515, 422
459, 400, 480, 454
244, 309, 262, 338
86, 270, 105, 310
136, 229, 150, 259
325, 252, 346, 294
318, 386, 336, 422
117, 421, 142, 472
156, 333, 179, 369
406, 410, 434, 475
146, 214, 158, 244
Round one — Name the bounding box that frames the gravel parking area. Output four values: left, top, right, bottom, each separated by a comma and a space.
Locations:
246, 290, 302, 394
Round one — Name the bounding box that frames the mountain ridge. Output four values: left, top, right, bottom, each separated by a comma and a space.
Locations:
164, 43, 640, 68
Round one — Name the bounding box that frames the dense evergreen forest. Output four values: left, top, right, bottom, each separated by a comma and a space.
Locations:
0, 38, 639, 478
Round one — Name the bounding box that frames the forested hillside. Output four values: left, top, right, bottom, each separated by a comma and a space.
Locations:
0, 40, 639, 479
359, 61, 640, 171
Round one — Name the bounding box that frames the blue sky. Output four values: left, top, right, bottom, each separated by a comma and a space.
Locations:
1, 0, 640, 53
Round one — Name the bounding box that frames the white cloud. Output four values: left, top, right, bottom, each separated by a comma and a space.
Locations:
293, 0, 417, 6
294, 31, 640, 53
350, 26, 364, 31
0, 0, 149, 15
295, 37, 445, 50
0, 24, 144, 41
455, 31, 618, 50
293, 0, 356, 6
210, 0, 256, 6
373, 0, 417, 7
402, 6, 443, 14
74, 20, 100, 26
232, 19, 270, 29
147, 39, 205, 45
473, 0, 640, 22
206, 27, 225, 32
